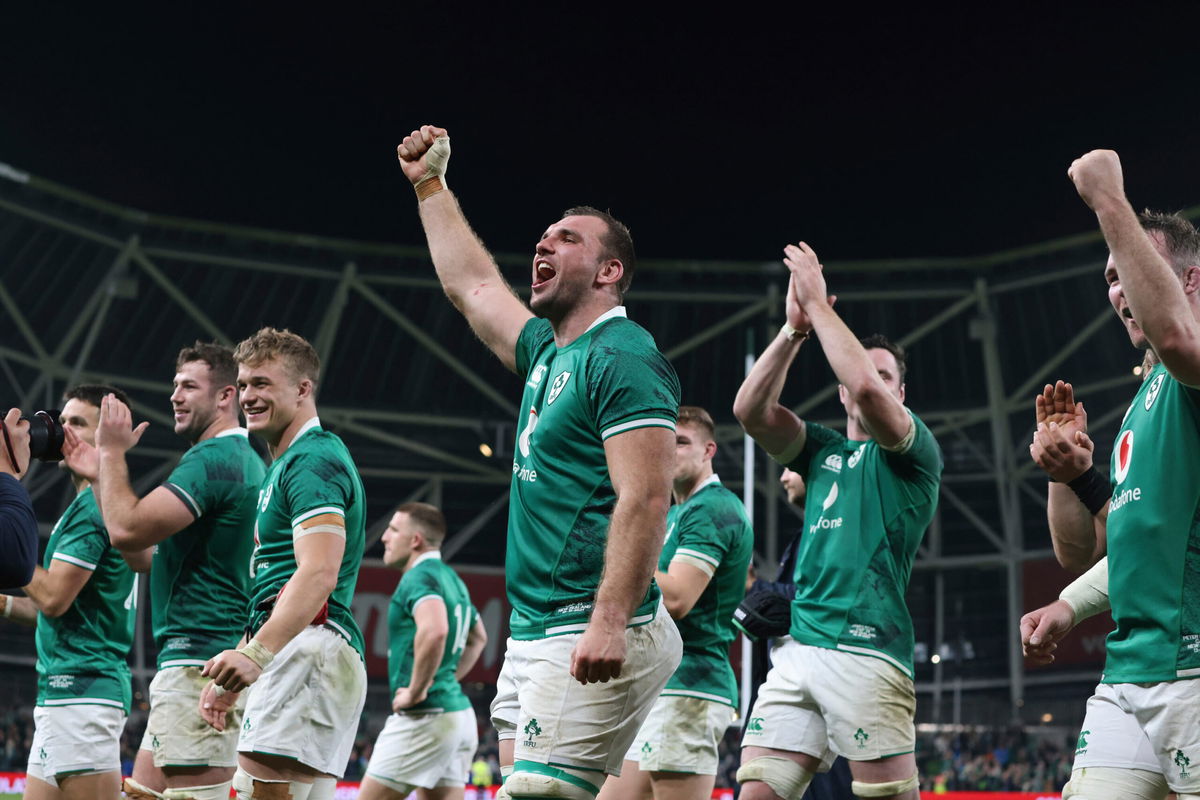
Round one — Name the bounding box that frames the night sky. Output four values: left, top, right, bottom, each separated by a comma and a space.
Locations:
4, 7, 1200, 263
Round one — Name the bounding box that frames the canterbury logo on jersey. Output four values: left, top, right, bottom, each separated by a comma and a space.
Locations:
822, 454, 843, 473
527, 364, 548, 390
547, 371, 572, 405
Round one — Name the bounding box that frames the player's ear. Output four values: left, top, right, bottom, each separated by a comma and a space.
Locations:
898, 383, 906, 404
704, 440, 717, 461
595, 258, 623, 290
297, 378, 315, 400
1182, 264, 1200, 297
217, 385, 236, 408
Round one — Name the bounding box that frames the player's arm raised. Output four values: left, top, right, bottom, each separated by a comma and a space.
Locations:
570, 426, 674, 685
398, 125, 533, 373
788, 242, 912, 447
733, 273, 831, 455
1070, 150, 1200, 386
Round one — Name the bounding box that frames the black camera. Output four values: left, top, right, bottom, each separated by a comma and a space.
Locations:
22, 410, 65, 462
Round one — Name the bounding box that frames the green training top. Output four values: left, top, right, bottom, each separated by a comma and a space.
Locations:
781, 411, 942, 678
154, 428, 265, 669
387, 551, 477, 713
1103, 363, 1200, 683
247, 418, 366, 658
508, 308, 681, 640
35, 487, 136, 711
659, 475, 754, 707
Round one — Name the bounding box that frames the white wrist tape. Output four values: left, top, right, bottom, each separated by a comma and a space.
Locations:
1059, 557, 1109, 622
2, 595, 11, 619
237, 637, 275, 670
414, 136, 451, 198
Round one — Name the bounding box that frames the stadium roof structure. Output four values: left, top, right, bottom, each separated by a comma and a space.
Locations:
1, 161, 1193, 724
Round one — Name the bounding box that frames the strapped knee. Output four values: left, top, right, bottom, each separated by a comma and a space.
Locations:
735, 757, 813, 800
1062, 767, 1170, 800
232, 767, 313, 800
162, 782, 235, 800
851, 773, 918, 798
498, 770, 597, 800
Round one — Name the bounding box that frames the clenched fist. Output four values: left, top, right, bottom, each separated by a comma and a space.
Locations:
1068, 150, 1125, 212
397, 125, 450, 195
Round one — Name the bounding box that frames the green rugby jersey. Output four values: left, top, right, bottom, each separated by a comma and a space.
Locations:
781, 411, 941, 678
509, 308, 681, 639
35, 487, 136, 711
154, 428, 265, 669
659, 475, 754, 707
387, 551, 476, 713
1103, 363, 1200, 683
247, 418, 366, 658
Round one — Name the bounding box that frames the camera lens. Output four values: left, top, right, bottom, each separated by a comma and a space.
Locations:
21, 410, 65, 462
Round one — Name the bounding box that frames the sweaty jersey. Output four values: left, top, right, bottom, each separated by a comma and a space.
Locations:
35, 487, 136, 711
1103, 363, 1200, 683
660, 475, 754, 707
387, 551, 476, 713
154, 428, 265, 669
247, 418, 366, 658
509, 308, 681, 639
780, 411, 941, 678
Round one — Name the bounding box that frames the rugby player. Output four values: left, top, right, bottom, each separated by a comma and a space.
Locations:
597, 405, 753, 800
359, 502, 487, 800
61, 343, 265, 800
1020, 151, 1200, 800
199, 328, 368, 800
733, 245, 942, 800
4, 385, 137, 800
397, 125, 683, 800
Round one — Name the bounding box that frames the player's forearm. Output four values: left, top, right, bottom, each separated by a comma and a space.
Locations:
120, 547, 154, 574
22, 565, 67, 618
733, 330, 804, 440
1096, 198, 1199, 359
254, 566, 338, 653
456, 630, 486, 680
592, 495, 670, 627
419, 192, 515, 311
408, 626, 447, 693
97, 448, 149, 549
1047, 484, 1106, 573
2, 595, 37, 625
807, 303, 887, 402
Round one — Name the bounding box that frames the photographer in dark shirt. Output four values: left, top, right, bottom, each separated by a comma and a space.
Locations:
0, 408, 37, 589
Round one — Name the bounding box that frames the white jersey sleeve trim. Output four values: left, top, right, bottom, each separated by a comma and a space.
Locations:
411, 594, 446, 611
836, 643, 913, 679
659, 688, 736, 706
601, 417, 676, 440
769, 429, 807, 466
877, 411, 917, 454
291, 506, 345, 527
292, 522, 346, 541
163, 482, 202, 518
51, 552, 97, 571
325, 618, 352, 644
672, 550, 719, 577
159, 659, 209, 669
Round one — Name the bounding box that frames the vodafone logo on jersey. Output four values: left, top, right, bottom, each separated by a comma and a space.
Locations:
1114, 429, 1134, 485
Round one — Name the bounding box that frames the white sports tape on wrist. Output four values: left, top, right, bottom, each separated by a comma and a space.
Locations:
2, 595, 11, 619
852, 773, 918, 797
237, 637, 275, 669
1059, 557, 1110, 623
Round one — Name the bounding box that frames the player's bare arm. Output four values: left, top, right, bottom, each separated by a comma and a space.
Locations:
1030, 382, 1107, 571
393, 596, 449, 711
733, 274, 827, 454
1070, 149, 1200, 385
398, 125, 533, 372
93, 395, 193, 551
570, 426, 674, 685
21, 560, 93, 619
455, 617, 488, 680
655, 561, 712, 620
203, 514, 345, 693
789, 242, 912, 447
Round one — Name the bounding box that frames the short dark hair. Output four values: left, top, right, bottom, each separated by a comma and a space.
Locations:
677, 406, 715, 441
859, 334, 907, 382
176, 341, 238, 388
63, 383, 131, 410
233, 327, 320, 384
1139, 210, 1200, 275
562, 206, 636, 298
396, 501, 447, 547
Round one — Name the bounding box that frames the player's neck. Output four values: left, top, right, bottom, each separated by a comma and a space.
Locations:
192, 413, 241, 446
72, 474, 90, 494
402, 547, 439, 574
269, 407, 319, 458
674, 467, 715, 503
549, 298, 620, 348
845, 415, 872, 442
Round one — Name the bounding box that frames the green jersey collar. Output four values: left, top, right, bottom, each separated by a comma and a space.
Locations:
293, 416, 322, 442
410, 550, 442, 568
215, 426, 249, 438
584, 305, 627, 333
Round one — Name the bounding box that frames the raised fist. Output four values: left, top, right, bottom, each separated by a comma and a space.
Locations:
397, 125, 450, 189
1068, 150, 1125, 212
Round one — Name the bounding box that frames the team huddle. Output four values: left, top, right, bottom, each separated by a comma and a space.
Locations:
0, 129, 1196, 800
